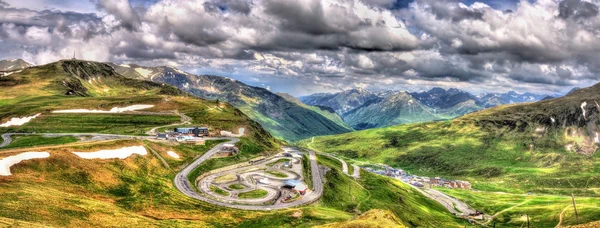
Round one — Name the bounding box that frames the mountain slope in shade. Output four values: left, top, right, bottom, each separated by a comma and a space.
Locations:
299, 88, 380, 115
110, 64, 352, 141
342, 92, 440, 130
276, 92, 352, 131
0, 59, 32, 71
409, 87, 482, 110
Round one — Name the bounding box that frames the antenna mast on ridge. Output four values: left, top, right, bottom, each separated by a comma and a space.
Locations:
72, 51, 76, 60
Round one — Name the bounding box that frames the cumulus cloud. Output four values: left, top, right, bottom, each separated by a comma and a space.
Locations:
96, 0, 140, 30
1, 0, 600, 95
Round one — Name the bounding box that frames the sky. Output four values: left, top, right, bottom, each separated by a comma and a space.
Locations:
0, 0, 598, 96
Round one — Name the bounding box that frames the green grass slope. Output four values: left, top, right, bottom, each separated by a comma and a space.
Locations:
301, 82, 600, 226
315, 155, 466, 227
0, 60, 278, 149
110, 64, 352, 142
276, 92, 352, 131
0, 140, 348, 227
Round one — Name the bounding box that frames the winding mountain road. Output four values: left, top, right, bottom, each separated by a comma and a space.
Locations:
321, 153, 348, 174
351, 164, 360, 178
173, 142, 324, 210
1, 132, 324, 210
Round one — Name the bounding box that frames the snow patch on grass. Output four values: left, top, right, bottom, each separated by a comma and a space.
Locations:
0, 152, 50, 176
0, 113, 41, 127
167, 151, 180, 159
73, 146, 147, 159
53, 105, 154, 113
581, 102, 588, 119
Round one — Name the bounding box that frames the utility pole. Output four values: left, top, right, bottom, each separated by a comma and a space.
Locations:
572, 193, 580, 224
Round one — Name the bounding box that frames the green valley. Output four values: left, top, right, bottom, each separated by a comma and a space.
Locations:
0, 59, 469, 227
301, 82, 600, 226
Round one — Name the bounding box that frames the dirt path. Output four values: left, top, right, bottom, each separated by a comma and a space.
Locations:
144, 143, 172, 171
483, 200, 531, 226
555, 205, 572, 228
145, 111, 192, 135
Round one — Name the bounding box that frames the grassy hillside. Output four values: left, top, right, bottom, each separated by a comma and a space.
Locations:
0, 59, 475, 227
111, 64, 352, 142
315, 209, 406, 228
302, 120, 600, 194
437, 188, 600, 227
0, 140, 349, 227
301, 83, 600, 226
342, 92, 441, 130
276, 92, 352, 131
0, 60, 278, 149
315, 155, 466, 227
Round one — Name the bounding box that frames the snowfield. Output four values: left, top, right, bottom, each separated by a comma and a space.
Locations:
0, 152, 50, 176
135, 68, 152, 78
73, 146, 148, 159
0, 113, 41, 127
53, 105, 154, 113
167, 151, 180, 159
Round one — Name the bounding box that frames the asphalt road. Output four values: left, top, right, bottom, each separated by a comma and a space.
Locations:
351, 164, 360, 178
173, 144, 324, 210
199, 157, 303, 205
318, 152, 363, 179
319, 153, 348, 174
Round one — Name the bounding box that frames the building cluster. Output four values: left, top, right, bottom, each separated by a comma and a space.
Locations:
157, 126, 246, 142
156, 126, 209, 143
364, 165, 471, 190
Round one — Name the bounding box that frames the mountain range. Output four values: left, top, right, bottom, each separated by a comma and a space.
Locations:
303, 78, 600, 227
0, 59, 31, 72
301, 87, 553, 130
108, 63, 352, 141
0, 58, 566, 140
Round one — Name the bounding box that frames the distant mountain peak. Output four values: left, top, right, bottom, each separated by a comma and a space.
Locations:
0, 58, 33, 71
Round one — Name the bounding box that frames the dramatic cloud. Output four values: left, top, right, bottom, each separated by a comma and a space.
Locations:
558, 0, 599, 19
96, 0, 140, 30
1, 0, 600, 96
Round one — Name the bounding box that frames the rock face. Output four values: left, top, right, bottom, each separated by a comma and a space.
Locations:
111, 64, 351, 141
